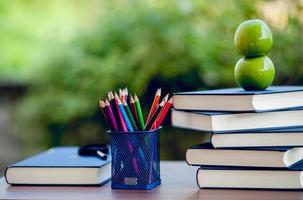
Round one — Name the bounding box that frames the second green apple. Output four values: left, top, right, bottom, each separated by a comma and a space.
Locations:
234, 56, 275, 91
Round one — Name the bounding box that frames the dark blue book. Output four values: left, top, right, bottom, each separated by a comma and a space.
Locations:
186, 143, 303, 170
5, 147, 111, 186
171, 108, 303, 133
211, 127, 303, 148
173, 86, 303, 112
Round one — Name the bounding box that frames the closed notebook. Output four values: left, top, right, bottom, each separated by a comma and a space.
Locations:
173, 86, 303, 112
171, 108, 303, 133
197, 167, 303, 189
186, 143, 303, 169
212, 127, 303, 148
5, 147, 111, 186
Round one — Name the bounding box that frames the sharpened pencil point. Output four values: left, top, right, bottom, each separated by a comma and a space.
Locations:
99, 100, 106, 108
115, 93, 122, 104
156, 88, 161, 96
130, 95, 135, 103
163, 94, 169, 102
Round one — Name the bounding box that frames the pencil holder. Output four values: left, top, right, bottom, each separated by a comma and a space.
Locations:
108, 128, 161, 190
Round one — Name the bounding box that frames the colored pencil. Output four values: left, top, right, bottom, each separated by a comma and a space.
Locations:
99, 100, 108, 122
119, 88, 125, 101
109, 91, 122, 131
144, 94, 168, 130
146, 88, 161, 126
100, 88, 171, 132
122, 99, 139, 131
130, 95, 140, 129
99, 100, 116, 130
105, 99, 119, 132
115, 94, 134, 132
124, 87, 128, 102
107, 92, 112, 101
134, 94, 145, 130
114, 92, 128, 132
152, 96, 173, 130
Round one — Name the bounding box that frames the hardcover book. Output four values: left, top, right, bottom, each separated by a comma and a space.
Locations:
211, 127, 303, 148
5, 147, 111, 186
197, 167, 303, 189
173, 86, 303, 112
171, 108, 303, 133
186, 143, 303, 169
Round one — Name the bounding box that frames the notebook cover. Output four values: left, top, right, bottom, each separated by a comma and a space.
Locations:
7, 147, 111, 168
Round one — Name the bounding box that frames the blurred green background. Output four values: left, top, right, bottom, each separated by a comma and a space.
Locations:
0, 0, 302, 173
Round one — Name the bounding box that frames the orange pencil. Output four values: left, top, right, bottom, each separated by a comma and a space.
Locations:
146, 88, 161, 126
151, 96, 173, 130
145, 94, 168, 130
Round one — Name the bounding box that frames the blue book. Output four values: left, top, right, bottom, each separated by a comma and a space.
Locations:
186, 143, 303, 170
5, 147, 111, 186
173, 86, 303, 112
171, 108, 303, 133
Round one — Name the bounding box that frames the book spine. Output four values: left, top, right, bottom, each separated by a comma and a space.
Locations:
4, 167, 10, 184
196, 168, 201, 189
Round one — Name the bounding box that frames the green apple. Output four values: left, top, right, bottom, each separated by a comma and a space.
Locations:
234, 19, 273, 58
234, 56, 275, 91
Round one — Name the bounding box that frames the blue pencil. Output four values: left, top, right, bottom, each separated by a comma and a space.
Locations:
115, 94, 134, 132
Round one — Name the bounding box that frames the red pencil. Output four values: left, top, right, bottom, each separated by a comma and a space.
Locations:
144, 98, 166, 131
130, 95, 140, 128
119, 89, 125, 102
151, 96, 173, 130
145, 94, 168, 130
146, 88, 161, 126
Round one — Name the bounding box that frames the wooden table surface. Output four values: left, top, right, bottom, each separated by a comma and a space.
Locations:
0, 161, 303, 200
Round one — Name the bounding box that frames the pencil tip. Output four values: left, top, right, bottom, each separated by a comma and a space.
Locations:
99, 100, 106, 107
163, 94, 169, 101
130, 95, 134, 103
124, 87, 128, 96
168, 96, 174, 103
109, 91, 114, 99
156, 88, 161, 96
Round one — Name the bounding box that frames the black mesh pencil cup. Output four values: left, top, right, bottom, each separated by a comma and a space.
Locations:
108, 128, 161, 190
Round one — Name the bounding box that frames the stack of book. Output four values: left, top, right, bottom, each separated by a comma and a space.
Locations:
172, 86, 303, 189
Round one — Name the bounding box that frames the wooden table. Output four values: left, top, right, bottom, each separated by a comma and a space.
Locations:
0, 161, 302, 200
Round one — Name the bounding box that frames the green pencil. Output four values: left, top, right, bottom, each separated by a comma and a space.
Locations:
122, 99, 139, 131
134, 95, 145, 130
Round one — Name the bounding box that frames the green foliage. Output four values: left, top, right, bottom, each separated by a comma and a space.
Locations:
1, 0, 302, 158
